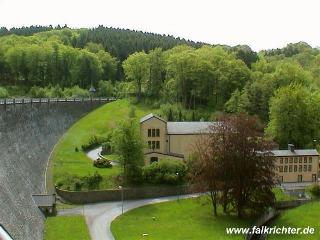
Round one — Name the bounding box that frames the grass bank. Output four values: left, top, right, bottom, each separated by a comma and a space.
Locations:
268, 201, 320, 239
111, 196, 252, 240
44, 216, 90, 240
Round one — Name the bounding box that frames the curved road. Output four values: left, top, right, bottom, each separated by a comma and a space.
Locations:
58, 194, 199, 240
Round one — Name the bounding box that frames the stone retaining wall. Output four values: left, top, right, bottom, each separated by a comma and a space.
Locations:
56, 185, 193, 204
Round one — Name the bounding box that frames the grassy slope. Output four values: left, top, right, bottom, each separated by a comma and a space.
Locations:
111, 197, 252, 240
44, 216, 90, 240
269, 201, 320, 240
273, 188, 295, 201
51, 99, 155, 190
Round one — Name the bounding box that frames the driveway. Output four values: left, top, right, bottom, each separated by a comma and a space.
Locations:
58, 194, 199, 240
86, 147, 102, 161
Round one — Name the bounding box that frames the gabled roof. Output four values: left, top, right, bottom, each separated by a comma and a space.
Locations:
140, 113, 166, 124
271, 149, 319, 157
167, 121, 216, 135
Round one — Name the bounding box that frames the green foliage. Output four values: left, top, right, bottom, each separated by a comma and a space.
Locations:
224, 89, 249, 113
57, 172, 103, 191
157, 103, 210, 121
63, 85, 89, 98
142, 159, 187, 185
266, 84, 320, 148
111, 120, 144, 183
98, 80, 113, 97
81, 135, 107, 152
0, 86, 9, 98
306, 184, 320, 198
128, 106, 136, 118
123, 51, 150, 101
93, 158, 112, 168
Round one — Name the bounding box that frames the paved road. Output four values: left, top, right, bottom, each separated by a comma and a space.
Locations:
58, 194, 199, 240
86, 147, 102, 161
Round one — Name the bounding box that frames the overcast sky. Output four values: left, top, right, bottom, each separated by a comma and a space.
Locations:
0, 0, 319, 51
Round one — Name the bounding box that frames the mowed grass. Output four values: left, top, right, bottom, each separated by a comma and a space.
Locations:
44, 216, 90, 240
111, 197, 252, 240
268, 201, 320, 240
51, 99, 155, 190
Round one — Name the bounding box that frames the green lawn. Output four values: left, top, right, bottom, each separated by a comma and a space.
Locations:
44, 216, 90, 240
111, 196, 252, 240
269, 201, 320, 240
50, 99, 155, 190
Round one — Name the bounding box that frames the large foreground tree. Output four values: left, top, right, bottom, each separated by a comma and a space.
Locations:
190, 114, 276, 218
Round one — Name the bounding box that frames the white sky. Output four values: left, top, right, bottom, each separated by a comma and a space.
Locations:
0, 0, 319, 51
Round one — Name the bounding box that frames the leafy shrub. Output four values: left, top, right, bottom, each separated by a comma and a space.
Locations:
0, 87, 9, 98
93, 158, 112, 168
129, 106, 136, 118
101, 142, 112, 155
142, 159, 187, 185
64, 85, 89, 98
56, 172, 103, 191
81, 135, 107, 151
307, 184, 320, 198
98, 80, 114, 97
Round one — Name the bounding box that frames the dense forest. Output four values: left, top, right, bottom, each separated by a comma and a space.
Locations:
0, 26, 319, 148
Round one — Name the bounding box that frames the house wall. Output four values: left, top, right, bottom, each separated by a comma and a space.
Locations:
275, 156, 319, 182
144, 152, 184, 164
140, 117, 167, 154
168, 134, 203, 158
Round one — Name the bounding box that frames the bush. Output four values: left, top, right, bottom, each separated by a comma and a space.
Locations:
307, 184, 320, 198
101, 142, 112, 155
93, 158, 112, 168
64, 85, 89, 98
0, 87, 9, 98
98, 80, 114, 97
81, 135, 107, 152
142, 159, 187, 185
56, 172, 103, 191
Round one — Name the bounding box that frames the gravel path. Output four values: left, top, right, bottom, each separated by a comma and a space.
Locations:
58, 194, 199, 240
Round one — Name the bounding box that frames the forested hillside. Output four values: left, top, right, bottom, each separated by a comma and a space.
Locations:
0, 27, 319, 149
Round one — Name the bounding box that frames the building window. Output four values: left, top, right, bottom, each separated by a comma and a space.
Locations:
304, 157, 307, 163
148, 141, 152, 149
289, 165, 292, 172
150, 157, 158, 163
285, 158, 288, 164
152, 129, 156, 137
299, 157, 302, 163
156, 129, 160, 137
304, 165, 307, 172
289, 157, 293, 163
152, 141, 155, 150
284, 166, 288, 172
280, 158, 283, 164
156, 141, 160, 149
279, 176, 283, 183
279, 166, 283, 172
148, 129, 151, 137
294, 157, 298, 163
299, 165, 302, 172
298, 175, 302, 182
309, 157, 312, 163
312, 174, 317, 182
294, 165, 297, 172
308, 165, 312, 172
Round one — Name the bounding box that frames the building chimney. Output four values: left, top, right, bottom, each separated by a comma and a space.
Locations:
288, 144, 295, 152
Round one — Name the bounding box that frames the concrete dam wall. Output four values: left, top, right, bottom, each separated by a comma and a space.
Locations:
0, 101, 104, 240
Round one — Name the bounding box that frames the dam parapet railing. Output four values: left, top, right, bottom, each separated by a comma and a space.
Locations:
0, 97, 116, 108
